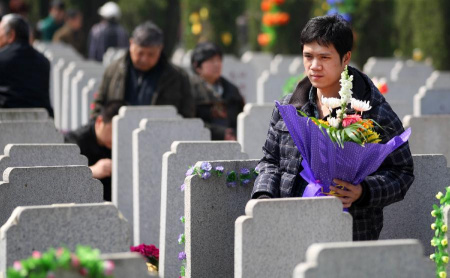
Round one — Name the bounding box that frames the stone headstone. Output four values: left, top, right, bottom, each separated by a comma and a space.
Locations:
0, 109, 48, 121
80, 78, 100, 126
403, 116, 450, 166
235, 197, 352, 278
270, 54, 302, 76
133, 119, 210, 246
0, 144, 87, 174
159, 141, 248, 278
222, 58, 257, 103
99, 253, 153, 277
0, 120, 63, 151
413, 86, 450, 116
426, 71, 450, 89
0, 203, 130, 273
112, 106, 179, 240
237, 104, 273, 159
294, 239, 434, 278
0, 166, 103, 226
362, 57, 400, 79
379, 155, 450, 255
256, 70, 293, 104
184, 159, 258, 277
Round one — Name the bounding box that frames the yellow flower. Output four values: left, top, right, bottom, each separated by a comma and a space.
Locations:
436, 192, 444, 200
432, 210, 438, 217
442, 238, 448, 246
221, 32, 232, 46
191, 23, 202, 35
432, 223, 437, 230
199, 7, 209, 20
189, 12, 200, 24
439, 271, 447, 278
430, 253, 436, 260
443, 225, 448, 232
442, 256, 449, 263
317, 119, 330, 126
431, 239, 437, 247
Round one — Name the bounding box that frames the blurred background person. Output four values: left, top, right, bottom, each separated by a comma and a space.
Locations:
53, 9, 86, 57
190, 42, 245, 140
0, 14, 53, 116
88, 1, 128, 62
36, 0, 65, 41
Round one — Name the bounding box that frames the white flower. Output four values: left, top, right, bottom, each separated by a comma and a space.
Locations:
351, 98, 372, 112
338, 66, 353, 103
336, 109, 343, 118
327, 117, 341, 128
321, 96, 341, 109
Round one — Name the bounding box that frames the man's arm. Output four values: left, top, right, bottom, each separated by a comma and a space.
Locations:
251, 106, 283, 199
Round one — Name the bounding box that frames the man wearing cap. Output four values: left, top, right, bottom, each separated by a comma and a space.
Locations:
37, 0, 65, 41
88, 1, 128, 62
92, 21, 194, 118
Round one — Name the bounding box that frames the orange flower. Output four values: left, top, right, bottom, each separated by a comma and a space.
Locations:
273, 0, 285, 5
278, 12, 290, 25
262, 13, 275, 26
258, 33, 271, 46
261, 1, 272, 12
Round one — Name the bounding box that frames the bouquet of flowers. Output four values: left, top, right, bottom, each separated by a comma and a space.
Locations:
130, 243, 159, 272
276, 66, 411, 198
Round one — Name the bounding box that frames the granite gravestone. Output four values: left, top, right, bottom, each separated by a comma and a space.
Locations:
159, 141, 248, 278
133, 119, 210, 246
184, 159, 258, 278
235, 197, 352, 278
237, 104, 273, 159
112, 106, 179, 239
0, 166, 103, 226
0, 109, 48, 121
0, 203, 130, 273
0, 144, 87, 175
294, 240, 434, 278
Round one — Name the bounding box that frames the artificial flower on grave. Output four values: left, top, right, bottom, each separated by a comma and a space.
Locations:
130, 243, 159, 273
371, 77, 389, 94
276, 66, 411, 199
430, 186, 450, 278
7, 246, 114, 278
258, 0, 290, 48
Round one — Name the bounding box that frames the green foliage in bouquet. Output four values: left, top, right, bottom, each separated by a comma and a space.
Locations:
7, 246, 114, 278
430, 187, 450, 278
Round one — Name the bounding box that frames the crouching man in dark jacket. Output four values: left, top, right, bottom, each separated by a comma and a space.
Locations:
251, 15, 414, 241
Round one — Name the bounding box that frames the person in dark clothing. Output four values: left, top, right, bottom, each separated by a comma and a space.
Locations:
0, 14, 53, 116
92, 21, 194, 118
251, 15, 414, 241
65, 100, 125, 201
190, 42, 245, 140
37, 0, 65, 41
53, 9, 86, 57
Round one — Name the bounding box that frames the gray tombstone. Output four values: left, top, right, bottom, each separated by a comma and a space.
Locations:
222, 58, 257, 103
0, 203, 130, 273
112, 106, 179, 240
362, 57, 400, 79
99, 253, 153, 277
0, 109, 48, 121
159, 141, 248, 278
133, 119, 210, 246
80, 78, 100, 126
413, 86, 450, 116
185, 159, 258, 278
426, 71, 450, 89
294, 239, 434, 278
0, 120, 63, 151
379, 155, 450, 255
0, 166, 103, 226
403, 116, 450, 166
237, 103, 273, 159
235, 197, 352, 278
0, 144, 87, 174
256, 70, 293, 104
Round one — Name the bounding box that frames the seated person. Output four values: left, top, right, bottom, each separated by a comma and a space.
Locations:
64, 100, 125, 201
190, 42, 245, 140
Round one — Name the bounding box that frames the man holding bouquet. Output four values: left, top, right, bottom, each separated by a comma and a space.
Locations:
251, 14, 414, 241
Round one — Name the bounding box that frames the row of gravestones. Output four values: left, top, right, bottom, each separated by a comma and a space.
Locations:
1, 108, 450, 277
35, 42, 105, 131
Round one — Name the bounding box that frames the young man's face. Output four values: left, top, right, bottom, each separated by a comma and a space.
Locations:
302, 41, 350, 95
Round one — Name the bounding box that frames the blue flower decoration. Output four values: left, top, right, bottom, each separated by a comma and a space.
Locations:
240, 168, 250, 175
178, 233, 185, 244
185, 167, 194, 176
180, 183, 185, 192
202, 171, 211, 180
227, 181, 237, 187
215, 166, 224, 173
241, 179, 251, 185
201, 162, 212, 171
178, 251, 186, 261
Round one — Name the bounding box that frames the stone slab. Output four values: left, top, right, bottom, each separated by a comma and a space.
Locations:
0, 109, 48, 121
413, 86, 450, 116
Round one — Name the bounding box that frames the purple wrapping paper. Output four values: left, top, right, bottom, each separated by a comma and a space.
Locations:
276, 102, 411, 197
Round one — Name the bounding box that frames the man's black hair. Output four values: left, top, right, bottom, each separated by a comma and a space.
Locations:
66, 9, 81, 19
131, 21, 164, 47
190, 42, 223, 73
1, 13, 29, 43
50, 0, 65, 10
300, 14, 353, 61
100, 100, 127, 123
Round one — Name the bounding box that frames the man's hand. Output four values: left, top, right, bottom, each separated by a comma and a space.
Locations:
329, 179, 362, 208
89, 158, 112, 179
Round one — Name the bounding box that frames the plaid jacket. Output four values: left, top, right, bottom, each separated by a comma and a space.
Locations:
251, 66, 414, 241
